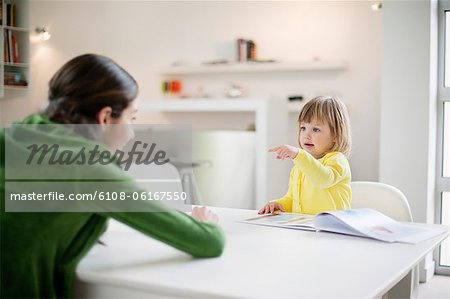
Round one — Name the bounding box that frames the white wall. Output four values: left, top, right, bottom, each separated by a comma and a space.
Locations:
380, 0, 437, 281
0, 1, 381, 181
380, 1, 437, 225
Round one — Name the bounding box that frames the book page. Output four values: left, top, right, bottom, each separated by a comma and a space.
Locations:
315, 209, 447, 244
240, 213, 316, 231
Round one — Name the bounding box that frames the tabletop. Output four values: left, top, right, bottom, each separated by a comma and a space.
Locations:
77, 207, 450, 299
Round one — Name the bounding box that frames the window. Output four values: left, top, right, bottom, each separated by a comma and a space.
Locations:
437, 1, 450, 274
440, 192, 450, 267
444, 103, 450, 178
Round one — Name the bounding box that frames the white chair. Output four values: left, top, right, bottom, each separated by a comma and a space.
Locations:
351, 181, 418, 299
351, 181, 413, 222
125, 162, 191, 210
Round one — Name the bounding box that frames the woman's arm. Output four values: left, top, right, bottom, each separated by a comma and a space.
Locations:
88, 166, 225, 258
106, 209, 225, 258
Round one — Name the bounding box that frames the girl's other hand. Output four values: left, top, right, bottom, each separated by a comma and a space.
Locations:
258, 202, 285, 214
268, 145, 299, 160
191, 206, 219, 224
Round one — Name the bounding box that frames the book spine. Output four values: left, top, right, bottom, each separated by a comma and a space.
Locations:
250, 41, 257, 60
3, 31, 7, 62
0, 1, 3, 26
6, 3, 9, 26
4, 30, 10, 63
12, 33, 18, 63
237, 38, 247, 62
8, 29, 12, 63
10, 2, 13, 27
247, 40, 257, 61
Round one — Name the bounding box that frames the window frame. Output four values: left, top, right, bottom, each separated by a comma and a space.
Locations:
435, 0, 450, 276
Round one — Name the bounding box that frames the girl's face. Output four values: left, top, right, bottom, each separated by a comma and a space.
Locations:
298, 119, 335, 159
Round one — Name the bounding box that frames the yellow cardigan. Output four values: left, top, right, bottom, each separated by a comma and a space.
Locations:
273, 150, 351, 214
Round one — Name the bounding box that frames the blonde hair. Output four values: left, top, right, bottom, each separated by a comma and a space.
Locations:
297, 96, 352, 157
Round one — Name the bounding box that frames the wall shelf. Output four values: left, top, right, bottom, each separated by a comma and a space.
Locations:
140, 98, 306, 114
3, 62, 29, 67
2, 25, 29, 32
160, 61, 348, 76
138, 98, 273, 112
4, 85, 27, 90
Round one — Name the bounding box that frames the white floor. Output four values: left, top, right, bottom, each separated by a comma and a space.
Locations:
418, 275, 450, 299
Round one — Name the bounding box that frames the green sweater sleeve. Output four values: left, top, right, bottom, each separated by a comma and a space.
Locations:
106, 210, 225, 258
86, 164, 225, 258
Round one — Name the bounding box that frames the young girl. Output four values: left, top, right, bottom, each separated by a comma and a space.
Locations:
258, 96, 352, 215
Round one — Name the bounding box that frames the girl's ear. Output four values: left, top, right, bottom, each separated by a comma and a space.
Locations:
96, 106, 113, 125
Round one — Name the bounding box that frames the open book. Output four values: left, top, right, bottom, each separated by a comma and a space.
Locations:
241, 208, 447, 244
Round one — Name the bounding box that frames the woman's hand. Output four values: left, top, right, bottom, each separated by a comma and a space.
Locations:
258, 202, 285, 214
191, 206, 219, 224
269, 145, 299, 160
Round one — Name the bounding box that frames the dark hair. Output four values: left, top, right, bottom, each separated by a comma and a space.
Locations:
44, 54, 138, 124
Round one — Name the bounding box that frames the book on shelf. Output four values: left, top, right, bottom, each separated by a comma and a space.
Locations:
241, 208, 447, 244
3, 30, 20, 63
4, 71, 27, 86
4, 31, 8, 63
237, 38, 257, 62
6, 2, 16, 27
8, 30, 13, 63
237, 38, 246, 62
246, 40, 256, 61
12, 34, 18, 63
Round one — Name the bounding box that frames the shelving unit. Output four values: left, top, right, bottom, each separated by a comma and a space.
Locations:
0, 0, 30, 98
160, 60, 348, 76
138, 98, 289, 208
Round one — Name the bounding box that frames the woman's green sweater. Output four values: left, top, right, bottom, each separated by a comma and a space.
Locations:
0, 114, 225, 298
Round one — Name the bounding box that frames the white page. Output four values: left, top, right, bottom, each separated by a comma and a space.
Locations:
315, 209, 447, 244
240, 213, 316, 231
312, 214, 370, 239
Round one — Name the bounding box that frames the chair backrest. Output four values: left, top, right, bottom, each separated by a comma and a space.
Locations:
126, 162, 183, 192
126, 162, 190, 210
351, 181, 413, 222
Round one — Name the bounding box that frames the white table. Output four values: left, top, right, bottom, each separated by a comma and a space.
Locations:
76, 207, 449, 299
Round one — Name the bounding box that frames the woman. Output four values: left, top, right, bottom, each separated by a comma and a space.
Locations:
0, 54, 224, 298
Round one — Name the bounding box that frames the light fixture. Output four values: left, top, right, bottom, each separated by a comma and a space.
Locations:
371, 1, 382, 11
35, 27, 51, 41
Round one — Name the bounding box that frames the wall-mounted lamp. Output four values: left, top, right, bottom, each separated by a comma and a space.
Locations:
371, 1, 382, 11
35, 27, 51, 41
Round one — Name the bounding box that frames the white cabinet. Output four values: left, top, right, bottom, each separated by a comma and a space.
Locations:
0, 0, 29, 98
